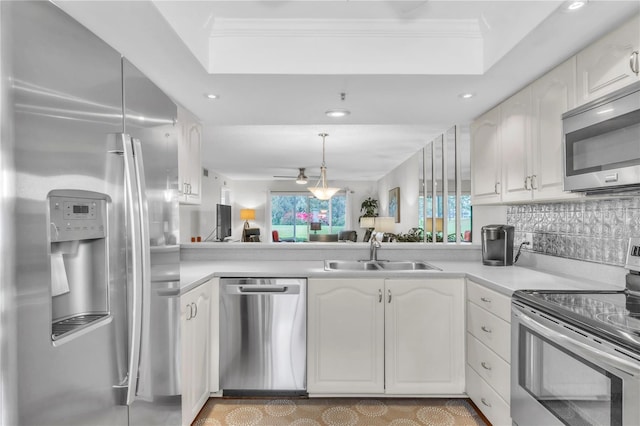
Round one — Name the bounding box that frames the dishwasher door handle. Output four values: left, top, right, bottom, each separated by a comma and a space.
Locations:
238, 285, 289, 293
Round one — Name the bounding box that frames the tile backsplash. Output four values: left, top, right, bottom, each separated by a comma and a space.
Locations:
506, 197, 640, 266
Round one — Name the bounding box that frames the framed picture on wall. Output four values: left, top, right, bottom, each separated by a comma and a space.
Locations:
389, 187, 400, 223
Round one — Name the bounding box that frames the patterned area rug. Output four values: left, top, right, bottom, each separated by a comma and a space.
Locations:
193, 398, 489, 426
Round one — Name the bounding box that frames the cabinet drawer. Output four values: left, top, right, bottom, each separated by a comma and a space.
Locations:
467, 302, 511, 362
467, 280, 511, 322
466, 332, 510, 402
466, 365, 511, 426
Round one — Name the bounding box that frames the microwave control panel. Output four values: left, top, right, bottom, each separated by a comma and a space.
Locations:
626, 237, 640, 271
49, 194, 107, 242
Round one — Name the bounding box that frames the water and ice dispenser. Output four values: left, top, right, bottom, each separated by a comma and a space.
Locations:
481, 224, 515, 266
48, 190, 110, 341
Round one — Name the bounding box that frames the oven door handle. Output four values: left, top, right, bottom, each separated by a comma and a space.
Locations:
518, 310, 640, 377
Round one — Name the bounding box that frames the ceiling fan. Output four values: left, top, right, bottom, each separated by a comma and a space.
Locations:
273, 167, 319, 184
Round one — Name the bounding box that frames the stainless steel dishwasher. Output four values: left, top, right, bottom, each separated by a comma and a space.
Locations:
219, 277, 306, 395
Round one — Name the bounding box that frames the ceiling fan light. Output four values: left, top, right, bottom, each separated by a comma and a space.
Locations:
295, 168, 308, 184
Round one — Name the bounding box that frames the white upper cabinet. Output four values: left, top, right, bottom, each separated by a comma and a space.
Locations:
576, 14, 640, 105
503, 58, 580, 203
500, 88, 532, 203
531, 57, 579, 201
471, 14, 640, 205
472, 59, 580, 204
177, 106, 202, 205
471, 107, 501, 204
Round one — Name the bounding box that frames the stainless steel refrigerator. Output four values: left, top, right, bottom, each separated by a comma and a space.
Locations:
2, 2, 182, 424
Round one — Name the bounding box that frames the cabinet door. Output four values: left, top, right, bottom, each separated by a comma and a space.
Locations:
186, 123, 202, 199
180, 294, 193, 426
385, 279, 465, 395
531, 57, 579, 201
181, 281, 211, 426
500, 88, 532, 203
471, 107, 501, 204
576, 14, 640, 105
209, 278, 220, 393
177, 106, 202, 205
307, 278, 385, 394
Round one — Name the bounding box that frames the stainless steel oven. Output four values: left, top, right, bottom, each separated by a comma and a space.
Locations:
512, 238, 640, 425
511, 296, 640, 426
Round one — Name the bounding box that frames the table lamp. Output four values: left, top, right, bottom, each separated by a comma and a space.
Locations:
374, 217, 395, 234
359, 217, 375, 230
240, 209, 256, 229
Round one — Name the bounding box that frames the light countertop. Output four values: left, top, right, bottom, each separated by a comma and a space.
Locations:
180, 259, 624, 296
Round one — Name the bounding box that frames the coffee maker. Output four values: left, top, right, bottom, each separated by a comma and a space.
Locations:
481, 224, 515, 266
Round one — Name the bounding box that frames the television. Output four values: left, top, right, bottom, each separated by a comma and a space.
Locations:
216, 204, 232, 241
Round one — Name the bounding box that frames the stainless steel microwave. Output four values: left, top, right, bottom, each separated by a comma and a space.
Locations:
563, 81, 640, 193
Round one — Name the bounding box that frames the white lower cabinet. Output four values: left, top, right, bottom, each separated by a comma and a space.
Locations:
181, 280, 212, 426
385, 279, 465, 394
209, 278, 220, 394
307, 278, 465, 395
466, 365, 511, 426
465, 280, 511, 426
307, 278, 385, 394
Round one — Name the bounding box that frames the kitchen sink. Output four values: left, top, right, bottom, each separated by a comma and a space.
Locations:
324, 260, 381, 271
324, 260, 440, 271
376, 261, 439, 270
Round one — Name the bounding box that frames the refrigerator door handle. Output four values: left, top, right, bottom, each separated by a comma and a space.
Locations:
130, 137, 153, 401
121, 134, 145, 406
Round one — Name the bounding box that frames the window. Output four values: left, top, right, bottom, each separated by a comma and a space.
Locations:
419, 195, 472, 242
271, 192, 347, 242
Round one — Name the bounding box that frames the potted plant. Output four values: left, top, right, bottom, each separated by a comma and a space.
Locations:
394, 227, 424, 242
358, 197, 378, 242
359, 197, 378, 219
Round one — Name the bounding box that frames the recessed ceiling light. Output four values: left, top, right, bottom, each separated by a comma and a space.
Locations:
325, 109, 350, 118
459, 93, 475, 99
567, 1, 585, 10
204, 93, 219, 99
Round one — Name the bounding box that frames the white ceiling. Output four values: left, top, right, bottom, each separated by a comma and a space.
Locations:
56, 1, 640, 182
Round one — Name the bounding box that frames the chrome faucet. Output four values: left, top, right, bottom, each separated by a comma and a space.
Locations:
369, 235, 382, 261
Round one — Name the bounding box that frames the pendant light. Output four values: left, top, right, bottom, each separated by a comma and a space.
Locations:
308, 133, 340, 200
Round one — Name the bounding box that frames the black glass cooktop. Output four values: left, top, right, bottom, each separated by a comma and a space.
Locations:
513, 289, 640, 354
